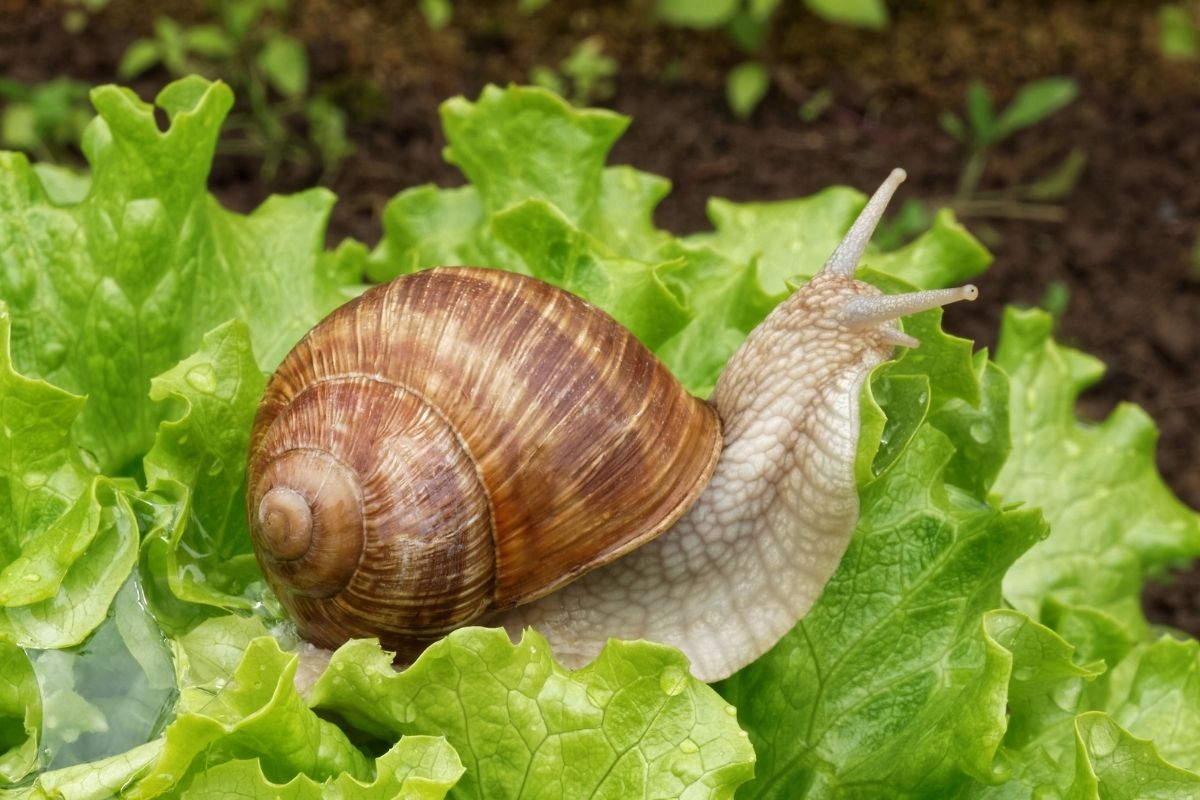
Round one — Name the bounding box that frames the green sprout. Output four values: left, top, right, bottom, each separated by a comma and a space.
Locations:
940, 77, 1080, 200
531, 37, 618, 107
0, 78, 92, 164
118, 0, 352, 181
1159, 3, 1200, 59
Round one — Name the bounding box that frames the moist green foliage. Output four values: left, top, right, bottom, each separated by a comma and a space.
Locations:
0, 78, 1197, 798
311, 630, 755, 799
996, 308, 1200, 635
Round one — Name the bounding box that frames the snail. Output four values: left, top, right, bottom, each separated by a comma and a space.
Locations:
247, 169, 978, 682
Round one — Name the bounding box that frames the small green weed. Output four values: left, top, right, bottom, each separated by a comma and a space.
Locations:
1159, 3, 1200, 59
531, 37, 618, 107
654, 0, 886, 119
940, 77, 1080, 199
0, 78, 92, 163
61, 0, 111, 33
119, 0, 353, 181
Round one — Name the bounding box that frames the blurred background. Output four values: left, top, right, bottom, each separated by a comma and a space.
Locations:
1, 0, 1198, 624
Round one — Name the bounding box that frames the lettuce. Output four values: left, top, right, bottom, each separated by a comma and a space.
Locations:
311, 630, 755, 798
0, 77, 1197, 797
996, 308, 1200, 637
0, 307, 138, 649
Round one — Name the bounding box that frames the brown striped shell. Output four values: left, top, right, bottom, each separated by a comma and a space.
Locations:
246, 267, 722, 655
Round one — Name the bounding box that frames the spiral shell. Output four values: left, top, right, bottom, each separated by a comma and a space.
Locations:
247, 268, 722, 654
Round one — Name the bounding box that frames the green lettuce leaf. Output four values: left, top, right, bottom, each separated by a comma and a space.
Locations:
0, 642, 40, 784
1102, 637, 1200, 772
995, 308, 1200, 637
871, 209, 992, 288
962, 610, 1105, 798
0, 306, 138, 648
4, 740, 163, 800
682, 188, 865, 298
30, 164, 90, 205
1066, 713, 1200, 799
489, 198, 689, 348
593, 165, 673, 259
368, 87, 690, 354
127, 637, 374, 798
140, 319, 267, 622
173, 614, 277, 689
179, 737, 463, 799
367, 184, 484, 280
0, 76, 354, 475
311, 628, 756, 799
440, 84, 627, 222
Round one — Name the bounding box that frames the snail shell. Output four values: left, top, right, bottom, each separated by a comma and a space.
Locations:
247, 267, 721, 654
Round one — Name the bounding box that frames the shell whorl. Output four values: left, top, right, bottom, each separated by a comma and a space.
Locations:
252, 446, 365, 597
247, 268, 722, 654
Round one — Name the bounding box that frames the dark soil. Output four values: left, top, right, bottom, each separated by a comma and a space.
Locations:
3, 0, 1200, 631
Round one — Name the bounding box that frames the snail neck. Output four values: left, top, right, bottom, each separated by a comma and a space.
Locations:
647, 276, 891, 677
705, 273, 892, 522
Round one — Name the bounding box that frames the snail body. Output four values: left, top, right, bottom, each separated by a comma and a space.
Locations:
248, 170, 977, 681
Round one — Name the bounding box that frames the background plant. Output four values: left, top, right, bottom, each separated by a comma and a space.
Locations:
877, 77, 1083, 250
655, 0, 888, 118
939, 76, 1081, 201
60, 0, 111, 33
530, 36, 618, 107
0, 78, 92, 164
1159, 2, 1200, 59
118, 0, 352, 180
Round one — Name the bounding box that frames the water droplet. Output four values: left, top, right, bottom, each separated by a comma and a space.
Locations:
22, 573, 41, 583
1032, 786, 1060, 800
184, 364, 217, 393
679, 739, 698, 754
659, 667, 687, 696
22, 471, 47, 488
205, 459, 224, 476
724, 704, 737, 716
968, 421, 992, 443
